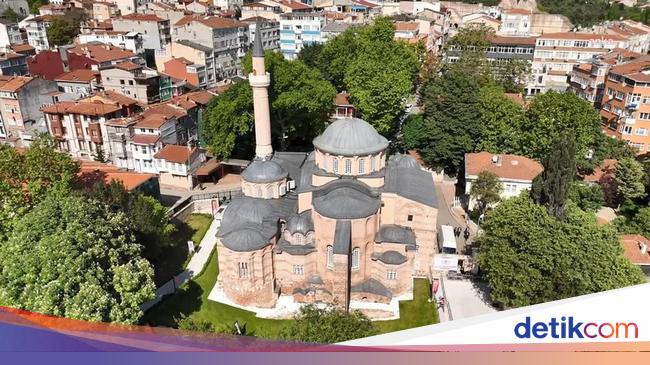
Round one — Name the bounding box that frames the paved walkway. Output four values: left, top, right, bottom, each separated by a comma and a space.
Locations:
141, 218, 221, 311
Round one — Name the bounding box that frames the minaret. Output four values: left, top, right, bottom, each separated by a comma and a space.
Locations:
249, 24, 273, 159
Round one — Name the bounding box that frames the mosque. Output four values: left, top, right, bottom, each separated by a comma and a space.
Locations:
213, 29, 440, 314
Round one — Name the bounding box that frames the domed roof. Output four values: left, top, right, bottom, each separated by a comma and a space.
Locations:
388, 154, 420, 169
312, 180, 381, 219
313, 118, 389, 156
219, 197, 273, 228
377, 250, 407, 265
285, 210, 314, 235
241, 158, 288, 184
221, 227, 270, 252
376, 225, 416, 245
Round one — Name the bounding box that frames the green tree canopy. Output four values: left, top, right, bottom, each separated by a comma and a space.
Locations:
475, 85, 526, 153
281, 304, 377, 343
47, 16, 81, 47
567, 181, 605, 213
0, 195, 155, 324
532, 135, 577, 219
521, 91, 602, 165
614, 157, 647, 203
477, 194, 644, 308
202, 51, 335, 159
470, 171, 503, 215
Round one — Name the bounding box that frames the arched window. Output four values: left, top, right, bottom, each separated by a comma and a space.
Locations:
371, 156, 376, 171
266, 185, 274, 198
359, 159, 365, 174
326, 245, 334, 268
280, 185, 286, 196
345, 159, 352, 174
256, 187, 262, 197
238, 262, 249, 278
352, 247, 360, 270
332, 158, 338, 174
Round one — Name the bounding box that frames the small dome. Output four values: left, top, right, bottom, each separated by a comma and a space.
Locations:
285, 210, 314, 235
377, 251, 407, 265
242, 158, 288, 183
388, 154, 420, 169
313, 118, 389, 156
220, 197, 273, 227
221, 227, 269, 252
376, 225, 416, 245
312, 180, 381, 219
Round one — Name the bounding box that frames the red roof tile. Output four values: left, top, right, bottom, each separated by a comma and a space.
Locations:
55, 69, 99, 83
174, 15, 246, 29
465, 152, 543, 181
154, 144, 196, 164
131, 134, 160, 144
621, 234, 650, 265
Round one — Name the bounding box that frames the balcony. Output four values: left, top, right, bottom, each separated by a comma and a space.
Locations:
625, 117, 636, 125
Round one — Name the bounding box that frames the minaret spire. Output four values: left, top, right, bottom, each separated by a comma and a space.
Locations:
249, 21, 273, 159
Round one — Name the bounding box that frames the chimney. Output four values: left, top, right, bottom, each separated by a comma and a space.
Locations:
491, 154, 501, 166
640, 242, 648, 255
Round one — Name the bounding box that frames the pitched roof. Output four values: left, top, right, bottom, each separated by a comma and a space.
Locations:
489, 35, 537, 45
174, 15, 246, 29
581, 159, 617, 183
67, 43, 137, 63
537, 32, 628, 41
465, 152, 543, 181
41, 100, 121, 116
78, 160, 155, 191
0, 76, 33, 92
120, 13, 165, 22
394, 21, 419, 32
55, 69, 99, 83
276, 0, 311, 10
10, 44, 35, 53
503, 8, 532, 15
608, 55, 650, 82
115, 60, 143, 71
335, 91, 352, 106
154, 144, 196, 163
131, 134, 160, 144
621, 234, 650, 265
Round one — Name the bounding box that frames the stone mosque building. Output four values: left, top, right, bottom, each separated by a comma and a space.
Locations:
214, 29, 440, 313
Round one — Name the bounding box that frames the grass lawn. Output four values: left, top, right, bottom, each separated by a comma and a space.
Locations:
374, 278, 439, 334
145, 242, 438, 339
152, 213, 214, 286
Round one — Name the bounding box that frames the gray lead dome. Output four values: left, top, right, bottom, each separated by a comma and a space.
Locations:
241, 159, 288, 183
313, 118, 389, 156
285, 210, 314, 235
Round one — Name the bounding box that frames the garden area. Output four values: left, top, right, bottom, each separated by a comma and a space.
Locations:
143, 244, 439, 340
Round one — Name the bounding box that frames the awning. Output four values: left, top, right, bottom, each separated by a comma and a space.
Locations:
195, 158, 221, 176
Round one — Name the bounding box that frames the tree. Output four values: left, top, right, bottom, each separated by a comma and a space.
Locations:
93, 145, 107, 163
307, 18, 421, 136
414, 67, 482, 173
567, 181, 605, 213
470, 171, 503, 216
280, 304, 376, 343
475, 85, 526, 154
532, 135, 577, 219
298, 42, 324, 69
522, 92, 602, 166
46, 16, 80, 47
477, 195, 644, 308
614, 157, 647, 203
0, 195, 155, 324
589, 132, 637, 169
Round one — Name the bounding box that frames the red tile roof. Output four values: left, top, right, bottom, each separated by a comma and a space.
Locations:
154, 144, 196, 164
10, 44, 35, 53
335, 91, 352, 106
115, 60, 143, 71
55, 69, 99, 83
174, 15, 246, 29
67, 43, 137, 63
537, 32, 628, 41
503, 8, 532, 15
131, 134, 160, 144
581, 159, 617, 183
0, 76, 33, 92
621, 234, 650, 265
78, 160, 155, 191
276, 0, 311, 10
41, 100, 121, 116
120, 13, 165, 22
394, 21, 419, 32
465, 152, 543, 181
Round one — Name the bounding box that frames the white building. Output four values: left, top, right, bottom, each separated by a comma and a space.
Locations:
78, 31, 144, 55
498, 8, 532, 36
21, 15, 52, 52
241, 17, 280, 52
112, 13, 171, 52
0, 19, 23, 48
279, 12, 327, 60
464, 152, 543, 210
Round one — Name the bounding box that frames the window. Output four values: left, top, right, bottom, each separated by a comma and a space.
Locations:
640, 113, 650, 120
505, 183, 517, 193
345, 159, 351, 174
407, 214, 413, 222
332, 158, 338, 173
623, 125, 633, 135
292, 265, 304, 275
352, 248, 360, 270
387, 270, 397, 280
120, 80, 125, 85
326, 245, 334, 268
635, 128, 648, 136
359, 159, 365, 174
238, 262, 249, 278
370, 156, 376, 171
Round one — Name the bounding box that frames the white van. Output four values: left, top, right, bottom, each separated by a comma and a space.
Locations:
439, 225, 457, 254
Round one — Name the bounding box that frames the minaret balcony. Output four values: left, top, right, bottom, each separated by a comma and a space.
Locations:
249, 72, 271, 88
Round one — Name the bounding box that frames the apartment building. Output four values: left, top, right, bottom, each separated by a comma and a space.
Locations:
54, 69, 100, 99
100, 60, 162, 104
241, 2, 282, 21
531, 33, 629, 94
112, 13, 171, 52
78, 31, 144, 55
0, 51, 27, 76
88, 1, 120, 21
142, 2, 187, 26
599, 56, 650, 154
498, 8, 532, 36
0, 76, 60, 146
22, 15, 53, 52
0, 18, 24, 48
241, 17, 280, 52
279, 12, 327, 60
173, 15, 249, 80
163, 57, 206, 88
604, 20, 650, 55
569, 49, 641, 106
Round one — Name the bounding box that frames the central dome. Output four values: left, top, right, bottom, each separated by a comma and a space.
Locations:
313, 118, 389, 156
241, 159, 288, 183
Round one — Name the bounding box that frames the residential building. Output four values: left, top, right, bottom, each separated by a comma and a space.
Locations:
0, 0, 29, 18
621, 234, 650, 277
486, 35, 537, 95
242, 17, 280, 52
599, 55, 650, 154
78, 31, 144, 55
279, 12, 327, 60
532, 33, 629, 94
498, 8, 531, 36
214, 0, 244, 11
569, 48, 641, 106
42, 91, 141, 160
173, 15, 249, 80
142, 2, 187, 26
0, 18, 23, 48
0, 76, 60, 146
333, 91, 354, 119
262, 0, 312, 14
66, 43, 144, 71
88, 1, 120, 21
604, 20, 650, 55
54, 69, 100, 99
0, 51, 27, 76
461, 13, 501, 33
106, 0, 136, 15
112, 13, 171, 52
78, 160, 160, 196
22, 15, 53, 52
79, 19, 114, 34
100, 60, 161, 104
321, 21, 350, 41
10, 44, 36, 56
464, 152, 543, 210
154, 144, 205, 189
163, 57, 206, 88
241, 2, 282, 21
